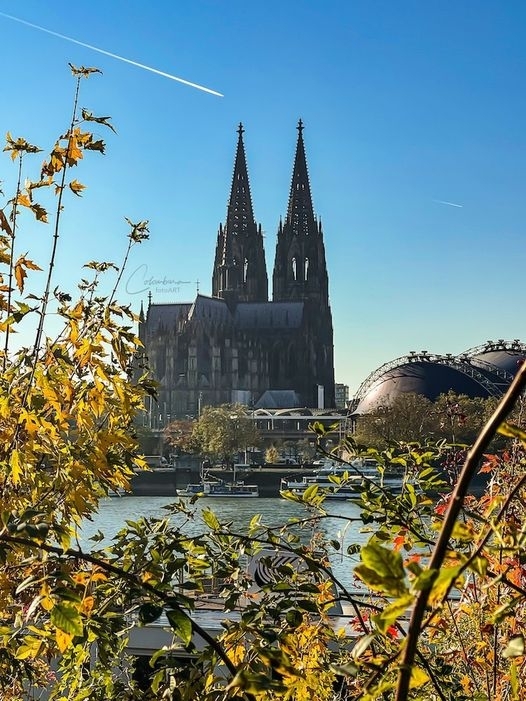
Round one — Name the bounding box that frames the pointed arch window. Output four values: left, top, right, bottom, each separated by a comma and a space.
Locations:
243, 258, 249, 282
291, 257, 297, 281
304, 257, 309, 280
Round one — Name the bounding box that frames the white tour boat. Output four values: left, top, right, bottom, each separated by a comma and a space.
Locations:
280, 458, 379, 499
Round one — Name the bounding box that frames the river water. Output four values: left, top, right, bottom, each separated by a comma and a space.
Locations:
81, 496, 371, 592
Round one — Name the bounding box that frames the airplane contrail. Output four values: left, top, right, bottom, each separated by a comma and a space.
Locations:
433, 199, 463, 208
0, 11, 223, 97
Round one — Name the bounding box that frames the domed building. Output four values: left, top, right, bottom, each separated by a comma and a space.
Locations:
352, 340, 526, 416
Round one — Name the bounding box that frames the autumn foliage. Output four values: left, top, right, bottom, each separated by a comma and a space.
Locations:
1, 64, 526, 701
0, 64, 154, 698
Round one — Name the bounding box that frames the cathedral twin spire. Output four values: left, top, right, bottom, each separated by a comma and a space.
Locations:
212, 121, 329, 308
212, 123, 268, 303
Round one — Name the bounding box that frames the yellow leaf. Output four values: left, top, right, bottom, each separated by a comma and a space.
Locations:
15, 644, 36, 660
55, 628, 73, 653
409, 665, 430, 689
15, 635, 43, 660
66, 138, 83, 165
80, 596, 94, 616
15, 193, 32, 208
91, 571, 108, 583
69, 179, 86, 196
41, 596, 54, 612
10, 450, 21, 485
50, 150, 65, 173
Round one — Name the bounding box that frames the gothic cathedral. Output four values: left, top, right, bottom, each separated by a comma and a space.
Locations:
138, 121, 335, 419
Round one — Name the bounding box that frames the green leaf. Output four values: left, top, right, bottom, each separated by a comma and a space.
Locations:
502, 635, 525, 658
451, 521, 475, 541
302, 483, 319, 501
428, 566, 462, 604
409, 665, 430, 689
227, 670, 286, 693
354, 542, 408, 596
351, 633, 376, 660
296, 599, 319, 613
330, 661, 360, 677
411, 568, 438, 592
405, 483, 417, 508
138, 603, 163, 625
372, 593, 413, 635
52, 587, 82, 604
166, 608, 193, 647
510, 659, 519, 698
285, 609, 303, 627
248, 514, 261, 532
497, 422, 526, 442
51, 604, 83, 637
492, 595, 522, 624
468, 556, 488, 576
201, 508, 220, 530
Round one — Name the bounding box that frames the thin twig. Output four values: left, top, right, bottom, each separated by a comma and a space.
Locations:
3, 153, 23, 368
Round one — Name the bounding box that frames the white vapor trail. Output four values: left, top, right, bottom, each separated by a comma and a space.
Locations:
0, 11, 223, 97
433, 199, 463, 208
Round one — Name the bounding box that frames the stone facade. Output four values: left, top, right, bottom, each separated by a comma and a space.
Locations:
139, 121, 335, 421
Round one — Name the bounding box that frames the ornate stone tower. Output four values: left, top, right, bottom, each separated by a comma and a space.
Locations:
212, 123, 268, 303
272, 120, 335, 407
272, 119, 329, 307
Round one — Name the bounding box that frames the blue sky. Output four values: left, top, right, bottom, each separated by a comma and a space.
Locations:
0, 1, 525, 394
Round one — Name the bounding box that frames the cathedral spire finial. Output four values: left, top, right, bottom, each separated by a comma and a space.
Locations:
285, 118, 314, 225
237, 122, 244, 137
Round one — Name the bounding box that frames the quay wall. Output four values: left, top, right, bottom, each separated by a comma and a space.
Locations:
130, 463, 313, 498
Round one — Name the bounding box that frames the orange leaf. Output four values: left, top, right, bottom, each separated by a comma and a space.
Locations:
478, 462, 494, 474
0, 209, 12, 235
14, 256, 42, 292
15, 193, 32, 208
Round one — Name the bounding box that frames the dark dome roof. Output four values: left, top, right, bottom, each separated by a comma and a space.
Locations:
352, 340, 526, 416
463, 340, 526, 378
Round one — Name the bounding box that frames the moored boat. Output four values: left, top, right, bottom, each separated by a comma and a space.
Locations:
280, 458, 380, 499
177, 462, 259, 498
177, 479, 259, 498
279, 471, 362, 499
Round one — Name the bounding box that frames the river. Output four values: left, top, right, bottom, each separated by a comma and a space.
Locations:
81, 496, 371, 592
